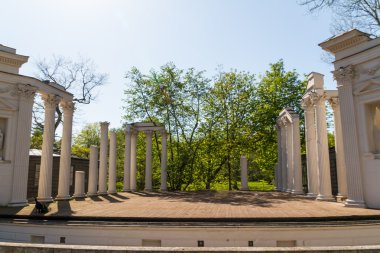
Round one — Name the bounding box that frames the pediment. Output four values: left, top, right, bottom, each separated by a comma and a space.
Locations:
354, 79, 380, 95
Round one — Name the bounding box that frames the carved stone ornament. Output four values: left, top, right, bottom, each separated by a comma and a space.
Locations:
60, 100, 75, 112
309, 91, 325, 106
333, 65, 355, 84
300, 97, 312, 110
11, 84, 37, 99
367, 63, 380, 76
100, 121, 110, 128
42, 94, 61, 108
328, 97, 339, 110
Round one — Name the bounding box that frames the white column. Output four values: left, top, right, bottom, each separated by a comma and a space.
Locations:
144, 130, 153, 191
160, 130, 168, 191
123, 125, 132, 191
302, 98, 319, 197
56, 100, 75, 200
280, 120, 288, 192
38, 94, 61, 202
73, 171, 85, 198
275, 123, 282, 191
130, 129, 137, 191
240, 156, 248, 190
9, 84, 37, 206
98, 121, 109, 195
108, 131, 117, 194
334, 66, 365, 207
291, 115, 303, 194
87, 145, 98, 196
285, 121, 293, 193
311, 92, 334, 201
329, 97, 348, 199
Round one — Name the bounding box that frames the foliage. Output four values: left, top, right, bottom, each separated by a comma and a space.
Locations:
299, 0, 380, 36
71, 123, 101, 158
122, 60, 306, 191
33, 56, 108, 134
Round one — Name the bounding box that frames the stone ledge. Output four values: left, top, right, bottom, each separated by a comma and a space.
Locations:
1, 242, 380, 252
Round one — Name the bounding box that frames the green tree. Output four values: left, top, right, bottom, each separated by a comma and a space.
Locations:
124, 63, 209, 190
71, 123, 101, 158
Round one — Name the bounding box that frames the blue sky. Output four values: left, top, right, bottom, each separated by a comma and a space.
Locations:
0, 0, 335, 134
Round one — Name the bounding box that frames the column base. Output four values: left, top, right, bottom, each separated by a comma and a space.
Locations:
160, 188, 168, 192
316, 194, 335, 201
345, 199, 366, 208
37, 197, 54, 203
8, 201, 28, 207
240, 188, 249, 191
336, 194, 347, 203
144, 188, 153, 192
97, 191, 108, 196
73, 194, 86, 198
306, 192, 318, 198
291, 190, 304, 195
108, 190, 117, 194
86, 192, 98, 197
55, 195, 71, 201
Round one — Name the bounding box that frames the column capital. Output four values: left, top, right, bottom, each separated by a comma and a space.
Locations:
42, 94, 61, 109
328, 97, 340, 110
60, 100, 75, 112
333, 65, 355, 86
144, 130, 153, 136
124, 124, 132, 134
100, 121, 110, 128
310, 91, 326, 106
301, 97, 312, 111
160, 130, 168, 137
11, 84, 37, 100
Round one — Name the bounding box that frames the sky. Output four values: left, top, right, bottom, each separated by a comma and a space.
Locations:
0, 0, 335, 135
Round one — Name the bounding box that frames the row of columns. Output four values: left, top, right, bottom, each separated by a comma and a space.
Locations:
122, 125, 168, 192
38, 94, 74, 202
275, 109, 303, 194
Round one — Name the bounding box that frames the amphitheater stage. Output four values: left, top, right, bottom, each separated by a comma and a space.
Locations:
1, 191, 380, 247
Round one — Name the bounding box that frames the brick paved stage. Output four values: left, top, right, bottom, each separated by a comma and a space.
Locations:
2, 191, 380, 221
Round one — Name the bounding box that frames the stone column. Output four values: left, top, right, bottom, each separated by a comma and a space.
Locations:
240, 156, 248, 190
130, 129, 137, 191
87, 145, 98, 196
333, 66, 365, 207
73, 171, 85, 198
9, 84, 37, 206
291, 115, 303, 194
123, 125, 132, 191
144, 130, 153, 191
275, 122, 282, 191
38, 94, 61, 202
98, 121, 109, 195
56, 100, 75, 200
108, 131, 117, 194
280, 120, 288, 192
329, 97, 348, 200
311, 92, 334, 201
285, 121, 293, 193
160, 130, 168, 191
302, 98, 318, 197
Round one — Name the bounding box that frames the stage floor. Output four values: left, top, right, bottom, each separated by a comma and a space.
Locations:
2, 191, 380, 220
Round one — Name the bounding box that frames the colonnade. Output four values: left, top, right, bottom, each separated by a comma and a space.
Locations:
37, 95, 75, 202
86, 122, 168, 197
275, 72, 348, 201
275, 108, 303, 194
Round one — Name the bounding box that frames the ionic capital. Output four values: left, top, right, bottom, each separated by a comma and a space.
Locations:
60, 100, 75, 113
12, 84, 37, 100
333, 65, 355, 85
100, 121, 110, 129
309, 91, 325, 106
328, 97, 340, 110
42, 94, 61, 109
